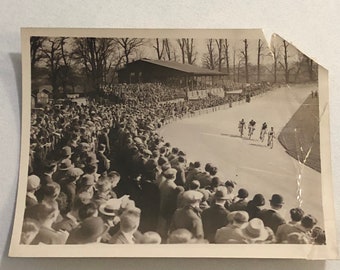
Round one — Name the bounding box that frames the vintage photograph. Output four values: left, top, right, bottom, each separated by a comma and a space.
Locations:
9, 28, 336, 258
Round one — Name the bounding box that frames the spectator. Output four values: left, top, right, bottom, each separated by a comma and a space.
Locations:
246, 194, 265, 220
201, 187, 230, 243
170, 190, 204, 239
229, 188, 249, 212
258, 194, 286, 234
26, 175, 41, 207
276, 207, 305, 243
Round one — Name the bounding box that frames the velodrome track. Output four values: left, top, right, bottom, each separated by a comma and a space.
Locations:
159, 84, 324, 226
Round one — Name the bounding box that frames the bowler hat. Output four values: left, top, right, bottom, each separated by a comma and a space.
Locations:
269, 194, 284, 206
252, 194, 265, 206
59, 159, 74, 171
214, 186, 229, 200
61, 146, 73, 158
237, 188, 249, 199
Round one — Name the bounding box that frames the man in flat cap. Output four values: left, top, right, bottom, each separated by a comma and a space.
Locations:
169, 190, 204, 239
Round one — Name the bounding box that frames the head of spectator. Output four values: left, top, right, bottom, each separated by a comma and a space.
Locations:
252, 194, 265, 207
59, 159, 74, 171
67, 217, 108, 244
168, 229, 193, 244
106, 171, 120, 189
189, 180, 200, 190
43, 160, 57, 175
157, 156, 168, 167
214, 186, 229, 205
120, 207, 141, 235
209, 166, 218, 176
225, 180, 236, 194
286, 232, 310, 244
289, 208, 305, 223
163, 168, 177, 181
311, 227, 326, 245
43, 182, 61, 201
65, 167, 84, 184
241, 218, 269, 243
85, 153, 99, 167
194, 161, 201, 169
177, 156, 186, 166
269, 194, 284, 210
25, 203, 59, 228
27, 175, 40, 193
237, 188, 249, 200
301, 214, 317, 231
138, 231, 162, 244
20, 218, 40, 245
99, 198, 121, 220
204, 163, 212, 173
61, 146, 73, 159
229, 211, 249, 227
171, 147, 179, 155
78, 202, 98, 221
182, 190, 203, 208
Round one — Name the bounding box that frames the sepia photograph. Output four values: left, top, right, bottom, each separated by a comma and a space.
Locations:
8, 28, 337, 258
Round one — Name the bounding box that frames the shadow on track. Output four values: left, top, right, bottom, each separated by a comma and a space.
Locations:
249, 143, 268, 148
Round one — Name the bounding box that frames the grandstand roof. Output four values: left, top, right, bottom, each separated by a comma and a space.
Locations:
126, 59, 226, 76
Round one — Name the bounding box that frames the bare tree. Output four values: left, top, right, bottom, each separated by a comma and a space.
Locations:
257, 39, 264, 82
202, 39, 216, 70
163, 38, 172, 61
233, 48, 237, 82
185, 38, 196, 65
73, 38, 123, 91
153, 38, 165, 60
40, 38, 63, 95
30, 37, 45, 71
223, 39, 230, 77
177, 38, 186, 64
215, 39, 223, 71
279, 40, 293, 84
271, 44, 281, 83
114, 38, 144, 65
240, 39, 249, 83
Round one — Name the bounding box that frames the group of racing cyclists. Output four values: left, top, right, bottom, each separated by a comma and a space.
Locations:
238, 118, 275, 148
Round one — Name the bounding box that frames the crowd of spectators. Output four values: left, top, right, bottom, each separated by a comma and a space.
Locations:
23, 82, 325, 245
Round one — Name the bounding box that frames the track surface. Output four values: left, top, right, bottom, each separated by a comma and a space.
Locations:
159, 84, 323, 225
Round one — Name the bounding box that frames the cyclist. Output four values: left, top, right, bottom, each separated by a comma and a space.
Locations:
248, 119, 256, 139
267, 127, 275, 148
238, 118, 246, 137
259, 122, 268, 142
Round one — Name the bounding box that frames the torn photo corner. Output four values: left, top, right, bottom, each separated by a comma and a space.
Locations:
9, 28, 338, 259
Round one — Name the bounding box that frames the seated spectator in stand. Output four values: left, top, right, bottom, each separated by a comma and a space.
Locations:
26, 175, 41, 207
170, 190, 204, 239
276, 207, 304, 243
229, 188, 249, 212
215, 211, 249, 244
78, 202, 98, 221
241, 218, 275, 244
202, 187, 230, 243
258, 194, 286, 234
246, 194, 265, 220
93, 179, 113, 206
26, 203, 68, 245
41, 182, 61, 210
20, 218, 41, 245
66, 216, 108, 245
173, 156, 186, 187
109, 207, 142, 244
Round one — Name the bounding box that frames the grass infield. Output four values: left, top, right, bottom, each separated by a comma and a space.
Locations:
278, 94, 321, 172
